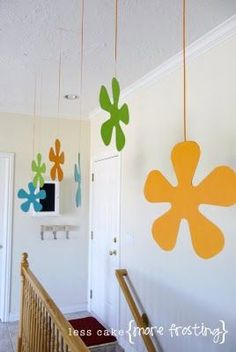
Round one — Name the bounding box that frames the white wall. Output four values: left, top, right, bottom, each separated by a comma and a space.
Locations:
0, 112, 90, 319
90, 35, 236, 352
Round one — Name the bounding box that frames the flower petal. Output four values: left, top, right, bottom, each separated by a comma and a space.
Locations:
101, 118, 114, 146
112, 77, 120, 106
32, 175, 38, 188
74, 164, 81, 182
57, 166, 64, 182
39, 175, 45, 188
76, 185, 81, 207
55, 139, 61, 155
74, 164, 78, 181
115, 123, 125, 151
59, 152, 65, 164
50, 165, 57, 180
188, 210, 224, 259
99, 86, 112, 112
28, 182, 36, 194
197, 166, 236, 206
18, 188, 28, 199
49, 147, 56, 161
152, 209, 181, 251
144, 170, 174, 202
37, 153, 42, 164
171, 141, 200, 185
36, 189, 46, 200
40, 163, 46, 173
21, 200, 31, 212
119, 104, 129, 124
33, 200, 43, 212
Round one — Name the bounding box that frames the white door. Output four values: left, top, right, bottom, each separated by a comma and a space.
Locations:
90, 155, 120, 330
0, 153, 14, 322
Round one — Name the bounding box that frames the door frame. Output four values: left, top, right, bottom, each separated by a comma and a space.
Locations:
0, 152, 14, 322
88, 151, 121, 330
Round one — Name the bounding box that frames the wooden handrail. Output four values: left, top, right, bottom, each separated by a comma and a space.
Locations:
17, 253, 89, 352
116, 269, 158, 352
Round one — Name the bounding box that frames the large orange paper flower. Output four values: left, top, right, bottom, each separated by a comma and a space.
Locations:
144, 141, 236, 259
49, 139, 65, 181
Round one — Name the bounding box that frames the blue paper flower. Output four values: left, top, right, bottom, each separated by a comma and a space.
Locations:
18, 182, 46, 212
74, 153, 81, 207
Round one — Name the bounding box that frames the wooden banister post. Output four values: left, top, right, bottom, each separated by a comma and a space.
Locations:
21, 252, 29, 272
17, 252, 29, 352
17, 252, 89, 351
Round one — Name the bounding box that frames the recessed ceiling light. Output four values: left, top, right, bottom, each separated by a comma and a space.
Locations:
64, 94, 79, 100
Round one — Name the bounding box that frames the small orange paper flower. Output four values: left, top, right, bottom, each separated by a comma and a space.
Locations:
49, 139, 65, 181
144, 141, 236, 259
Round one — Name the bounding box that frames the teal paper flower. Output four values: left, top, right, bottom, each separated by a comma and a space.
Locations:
31, 153, 46, 187
74, 153, 81, 207
18, 182, 46, 212
99, 77, 129, 151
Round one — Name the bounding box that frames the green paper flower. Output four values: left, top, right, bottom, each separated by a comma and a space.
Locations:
31, 153, 46, 187
99, 77, 129, 151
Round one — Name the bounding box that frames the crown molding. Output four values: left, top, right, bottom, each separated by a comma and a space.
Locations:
89, 14, 236, 119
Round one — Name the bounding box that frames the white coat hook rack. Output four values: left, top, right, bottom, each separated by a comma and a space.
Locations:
40, 225, 77, 240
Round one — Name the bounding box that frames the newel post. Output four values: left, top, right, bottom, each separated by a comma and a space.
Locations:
17, 253, 29, 352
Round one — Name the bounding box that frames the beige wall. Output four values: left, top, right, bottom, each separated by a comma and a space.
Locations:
90, 35, 236, 351
0, 112, 90, 319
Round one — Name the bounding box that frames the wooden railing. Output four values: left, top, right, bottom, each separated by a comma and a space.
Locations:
116, 269, 158, 352
17, 253, 89, 352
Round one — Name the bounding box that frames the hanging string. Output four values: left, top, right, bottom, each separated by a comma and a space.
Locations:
78, 0, 85, 147
39, 73, 43, 152
114, 0, 118, 77
182, 0, 187, 141
79, 0, 84, 119
57, 49, 62, 138
32, 75, 37, 161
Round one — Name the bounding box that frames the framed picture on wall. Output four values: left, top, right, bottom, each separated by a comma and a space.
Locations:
33, 181, 60, 216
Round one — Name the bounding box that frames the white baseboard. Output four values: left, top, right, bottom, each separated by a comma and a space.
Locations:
8, 312, 19, 322
60, 303, 88, 315
8, 302, 88, 322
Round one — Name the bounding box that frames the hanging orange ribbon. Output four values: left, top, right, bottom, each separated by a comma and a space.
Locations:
143, 0, 236, 259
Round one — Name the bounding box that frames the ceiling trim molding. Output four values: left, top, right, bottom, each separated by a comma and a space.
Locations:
89, 14, 236, 119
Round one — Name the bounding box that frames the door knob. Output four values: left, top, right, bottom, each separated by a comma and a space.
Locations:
0, 245, 3, 249
109, 250, 117, 256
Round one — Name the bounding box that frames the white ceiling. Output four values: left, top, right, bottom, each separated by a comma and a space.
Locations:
0, 0, 236, 119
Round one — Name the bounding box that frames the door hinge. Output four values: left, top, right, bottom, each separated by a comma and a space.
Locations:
92, 173, 94, 182
90, 289, 93, 299
91, 231, 94, 240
